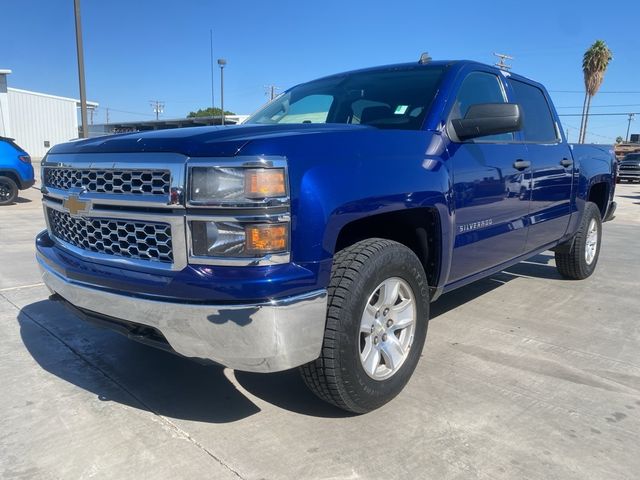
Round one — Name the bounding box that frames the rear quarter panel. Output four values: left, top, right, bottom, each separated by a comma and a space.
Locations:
566, 143, 616, 233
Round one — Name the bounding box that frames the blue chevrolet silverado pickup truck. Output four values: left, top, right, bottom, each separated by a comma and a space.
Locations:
0, 136, 35, 205
36, 60, 616, 413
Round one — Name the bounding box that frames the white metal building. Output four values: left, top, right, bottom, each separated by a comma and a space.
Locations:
0, 69, 97, 159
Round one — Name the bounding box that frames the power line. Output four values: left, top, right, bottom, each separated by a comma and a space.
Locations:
556, 103, 640, 109
549, 90, 640, 94
557, 112, 640, 117
562, 122, 616, 141
103, 107, 154, 117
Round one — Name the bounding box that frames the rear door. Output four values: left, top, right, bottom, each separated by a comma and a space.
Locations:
507, 79, 573, 249
446, 71, 531, 283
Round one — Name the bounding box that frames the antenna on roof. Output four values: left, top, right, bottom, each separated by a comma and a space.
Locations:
418, 52, 432, 65
493, 52, 513, 71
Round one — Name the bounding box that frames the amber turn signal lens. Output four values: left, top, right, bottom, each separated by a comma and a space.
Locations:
245, 224, 288, 254
244, 168, 286, 199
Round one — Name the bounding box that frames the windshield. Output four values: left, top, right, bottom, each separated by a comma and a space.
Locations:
245, 66, 446, 130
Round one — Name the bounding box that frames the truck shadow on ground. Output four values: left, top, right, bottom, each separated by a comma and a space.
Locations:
431, 253, 561, 318
18, 253, 561, 422
18, 301, 351, 422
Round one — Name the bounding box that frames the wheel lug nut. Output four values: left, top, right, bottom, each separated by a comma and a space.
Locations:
386, 319, 393, 327
375, 310, 380, 319
382, 334, 388, 342
371, 325, 375, 333
383, 308, 390, 316
373, 336, 379, 345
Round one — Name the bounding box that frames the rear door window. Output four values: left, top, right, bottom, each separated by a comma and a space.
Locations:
509, 80, 558, 143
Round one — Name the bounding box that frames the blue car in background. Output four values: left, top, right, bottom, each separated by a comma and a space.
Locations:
0, 136, 35, 205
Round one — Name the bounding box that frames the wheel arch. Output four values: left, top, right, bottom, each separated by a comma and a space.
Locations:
332, 207, 444, 291
0, 170, 20, 187
587, 181, 610, 218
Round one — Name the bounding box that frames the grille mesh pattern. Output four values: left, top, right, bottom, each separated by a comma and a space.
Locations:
47, 208, 173, 263
44, 168, 171, 195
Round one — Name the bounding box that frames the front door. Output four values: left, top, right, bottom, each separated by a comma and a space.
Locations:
446, 71, 531, 283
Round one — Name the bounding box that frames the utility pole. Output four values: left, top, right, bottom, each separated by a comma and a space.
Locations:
626, 113, 635, 142
217, 59, 226, 126
264, 85, 280, 101
73, 0, 89, 138
210, 29, 215, 111
493, 52, 513, 71
105, 107, 110, 124
149, 100, 164, 120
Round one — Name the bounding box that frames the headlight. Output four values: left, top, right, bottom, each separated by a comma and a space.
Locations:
189, 165, 287, 205
190, 220, 289, 258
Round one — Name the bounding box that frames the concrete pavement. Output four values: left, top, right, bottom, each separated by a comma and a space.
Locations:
1, 174, 639, 479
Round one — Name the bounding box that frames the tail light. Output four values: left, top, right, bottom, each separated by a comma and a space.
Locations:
18, 155, 31, 164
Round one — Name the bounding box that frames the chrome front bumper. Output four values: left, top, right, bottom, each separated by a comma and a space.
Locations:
39, 259, 328, 373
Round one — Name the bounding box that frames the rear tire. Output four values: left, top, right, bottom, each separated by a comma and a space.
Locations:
555, 202, 602, 280
300, 238, 429, 413
0, 176, 18, 205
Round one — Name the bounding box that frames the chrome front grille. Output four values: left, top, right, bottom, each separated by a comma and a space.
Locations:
46, 208, 174, 263
44, 167, 171, 195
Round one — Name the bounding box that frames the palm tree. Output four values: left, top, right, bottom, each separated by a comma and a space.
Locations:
579, 40, 613, 143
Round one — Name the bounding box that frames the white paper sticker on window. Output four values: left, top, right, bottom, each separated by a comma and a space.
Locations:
394, 105, 408, 115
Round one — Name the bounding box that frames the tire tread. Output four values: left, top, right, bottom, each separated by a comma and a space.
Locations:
555, 202, 601, 280
300, 238, 396, 412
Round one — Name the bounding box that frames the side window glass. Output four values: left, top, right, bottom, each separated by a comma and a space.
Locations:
273, 94, 334, 124
450, 72, 513, 142
509, 80, 558, 143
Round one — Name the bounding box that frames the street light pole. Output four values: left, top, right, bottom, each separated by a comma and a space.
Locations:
209, 30, 215, 111
217, 58, 226, 126
73, 0, 89, 138
626, 113, 635, 142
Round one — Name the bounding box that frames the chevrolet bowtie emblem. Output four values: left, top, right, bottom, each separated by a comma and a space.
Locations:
63, 195, 91, 216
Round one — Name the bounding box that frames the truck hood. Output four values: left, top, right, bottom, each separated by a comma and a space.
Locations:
48, 124, 373, 157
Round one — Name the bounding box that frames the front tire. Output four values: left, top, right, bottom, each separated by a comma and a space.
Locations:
300, 239, 429, 413
0, 176, 18, 205
555, 202, 602, 280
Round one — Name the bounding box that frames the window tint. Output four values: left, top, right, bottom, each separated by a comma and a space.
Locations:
509, 79, 558, 143
450, 72, 513, 141
246, 66, 446, 130
268, 94, 333, 124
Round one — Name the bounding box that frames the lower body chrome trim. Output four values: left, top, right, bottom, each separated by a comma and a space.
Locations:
38, 256, 327, 372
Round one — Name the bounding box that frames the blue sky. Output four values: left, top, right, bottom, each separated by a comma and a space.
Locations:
1, 0, 638, 143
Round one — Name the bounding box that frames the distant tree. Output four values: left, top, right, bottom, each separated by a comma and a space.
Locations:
616, 136, 624, 144
187, 107, 235, 118
579, 40, 613, 143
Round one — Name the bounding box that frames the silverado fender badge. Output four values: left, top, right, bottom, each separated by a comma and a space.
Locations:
63, 194, 92, 217
458, 219, 494, 234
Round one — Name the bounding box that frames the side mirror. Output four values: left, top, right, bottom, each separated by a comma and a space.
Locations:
451, 103, 521, 141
